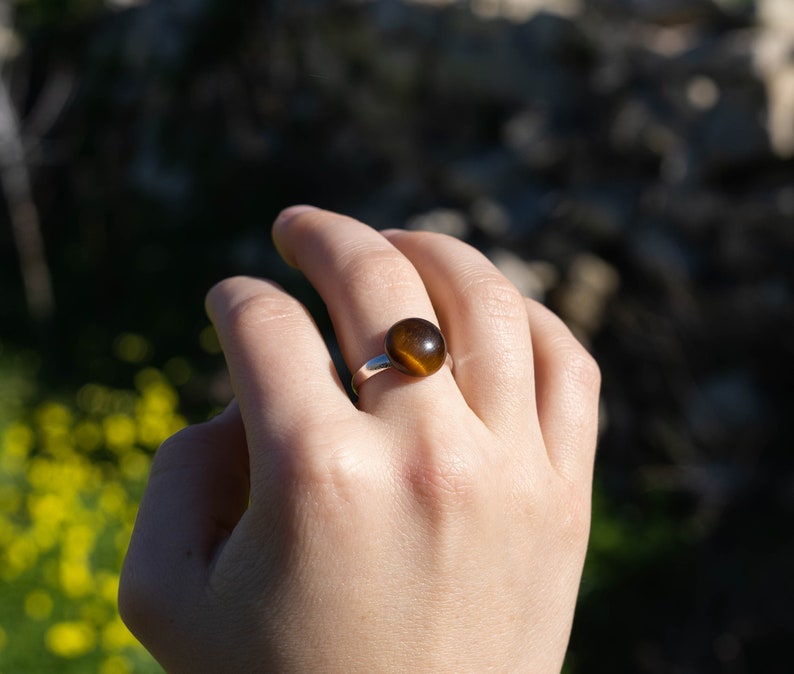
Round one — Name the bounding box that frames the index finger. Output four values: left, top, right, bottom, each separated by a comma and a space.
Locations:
205, 275, 354, 473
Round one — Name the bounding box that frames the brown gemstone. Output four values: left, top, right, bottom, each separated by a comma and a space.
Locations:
384, 318, 446, 377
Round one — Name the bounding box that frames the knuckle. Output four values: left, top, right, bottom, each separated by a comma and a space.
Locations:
461, 270, 526, 322
147, 427, 196, 477
276, 420, 372, 499
338, 244, 419, 294
404, 437, 480, 516
563, 343, 602, 392
224, 290, 304, 333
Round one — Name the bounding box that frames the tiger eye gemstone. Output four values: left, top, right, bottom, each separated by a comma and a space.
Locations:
384, 318, 446, 377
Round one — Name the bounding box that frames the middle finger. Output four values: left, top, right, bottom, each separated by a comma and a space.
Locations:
272, 206, 457, 404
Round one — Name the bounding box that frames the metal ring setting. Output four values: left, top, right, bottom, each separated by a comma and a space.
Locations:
352, 318, 451, 396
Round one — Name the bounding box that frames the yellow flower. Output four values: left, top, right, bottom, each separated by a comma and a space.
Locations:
0, 513, 17, 548
136, 380, 178, 416
63, 524, 97, 560
103, 414, 137, 450
101, 616, 140, 651
2, 536, 39, 579
114, 526, 135, 556
98, 484, 129, 521
113, 333, 151, 364
74, 420, 103, 452
0, 483, 22, 514
31, 522, 59, 552
136, 413, 173, 449
80, 599, 111, 626
199, 324, 222, 354
42, 436, 76, 461
59, 559, 93, 598
27, 456, 55, 490
0, 422, 34, 474
120, 449, 151, 482
134, 367, 166, 392
24, 589, 54, 620
76, 383, 112, 415
163, 356, 192, 386
100, 654, 133, 674
36, 402, 73, 433
28, 492, 68, 530
1, 365, 183, 670
96, 571, 120, 604
45, 621, 97, 659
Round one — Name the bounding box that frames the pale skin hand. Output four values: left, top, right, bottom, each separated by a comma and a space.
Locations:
118, 206, 600, 673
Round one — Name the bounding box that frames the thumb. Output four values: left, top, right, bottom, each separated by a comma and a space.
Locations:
119, 402, 249, 657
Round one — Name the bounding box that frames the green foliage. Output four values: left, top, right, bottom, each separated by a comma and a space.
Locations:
0, 352, 185, 672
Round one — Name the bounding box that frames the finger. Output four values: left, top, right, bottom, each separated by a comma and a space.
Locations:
524, 299, 601, 482
383, 229, 540, 448
205, 275, 353, 461
272, 206, 457, 405
119, 403, 249, 651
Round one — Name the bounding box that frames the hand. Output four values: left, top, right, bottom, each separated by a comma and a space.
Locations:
119, 206, 601, 673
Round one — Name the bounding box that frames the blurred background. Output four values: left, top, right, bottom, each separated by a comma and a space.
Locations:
1, 0, 792, 671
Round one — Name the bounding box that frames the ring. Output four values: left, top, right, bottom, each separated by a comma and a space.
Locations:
352, 317, 452, 396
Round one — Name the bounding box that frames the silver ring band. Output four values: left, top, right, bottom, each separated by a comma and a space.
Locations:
352, 354, 395, 395
351, 318, 452, 396
352, 352, 453, 396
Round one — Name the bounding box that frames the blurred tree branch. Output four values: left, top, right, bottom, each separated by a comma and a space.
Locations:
0, 0, 54, 323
